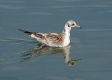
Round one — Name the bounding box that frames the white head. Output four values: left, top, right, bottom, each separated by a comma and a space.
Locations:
66, 20, 80, 28
64, 20, 80, 33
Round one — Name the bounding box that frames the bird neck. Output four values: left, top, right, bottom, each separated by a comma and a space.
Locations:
62, 24, 71, 47
62, 24, 71, 36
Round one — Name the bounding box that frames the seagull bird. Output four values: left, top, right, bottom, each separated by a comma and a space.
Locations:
19, 20, 80, 47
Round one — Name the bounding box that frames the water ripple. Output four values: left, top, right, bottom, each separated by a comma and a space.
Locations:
0, 0, 24, 3
55, 0, 83, 2
29, 12, 53, 15
0, 38, 35, 44
79, 29, 112, 32
52, 5, 111, 8
0, 4, 24, 9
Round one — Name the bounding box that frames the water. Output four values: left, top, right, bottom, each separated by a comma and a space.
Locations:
0, 0, 112, 80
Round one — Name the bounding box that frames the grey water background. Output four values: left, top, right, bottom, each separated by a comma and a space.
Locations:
0, 0, 112, 80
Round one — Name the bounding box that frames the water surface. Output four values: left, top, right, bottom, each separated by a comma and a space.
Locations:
0, 0, 112, 80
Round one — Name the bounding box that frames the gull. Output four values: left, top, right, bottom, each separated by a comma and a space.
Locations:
19, 20, 80, 47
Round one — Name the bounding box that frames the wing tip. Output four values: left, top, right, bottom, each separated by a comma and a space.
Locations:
18, 29, 32, 35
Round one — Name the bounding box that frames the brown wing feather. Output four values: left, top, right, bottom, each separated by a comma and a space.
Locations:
33, 32, 45, 39
46, 33, 64, 43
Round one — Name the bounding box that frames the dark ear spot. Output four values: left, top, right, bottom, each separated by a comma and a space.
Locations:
72, 23, 75, 26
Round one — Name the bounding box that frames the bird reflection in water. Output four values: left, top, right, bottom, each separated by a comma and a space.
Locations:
21, 43, 80, 67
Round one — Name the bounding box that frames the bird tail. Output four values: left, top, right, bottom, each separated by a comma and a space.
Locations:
18, 29, 32, 35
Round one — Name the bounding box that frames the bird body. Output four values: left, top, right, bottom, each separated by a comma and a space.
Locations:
19, 20, 80, 47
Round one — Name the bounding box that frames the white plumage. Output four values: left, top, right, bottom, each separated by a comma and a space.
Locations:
19, 20, 80, 47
